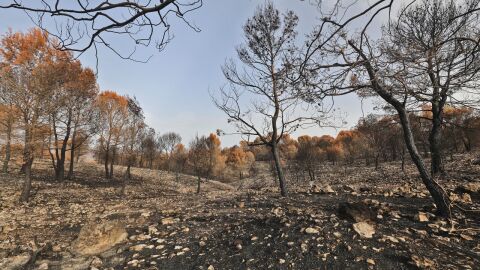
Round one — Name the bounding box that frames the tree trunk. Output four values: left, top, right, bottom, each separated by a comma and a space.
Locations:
429, 113, 444, 176
55, 160, 65, 182
375, 153, 379, 170
2, 120, 12, 173
104, 145, 110, 179
124, 165, 131, 180
398, 108, 451, 218
109, 147, 116, 179
271, 143, 287, 197
20, 129, 34, 202
67, 127, 76, 179
196, 175, 201, 194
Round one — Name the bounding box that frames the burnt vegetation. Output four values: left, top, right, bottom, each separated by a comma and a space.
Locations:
0, 0, 480, 269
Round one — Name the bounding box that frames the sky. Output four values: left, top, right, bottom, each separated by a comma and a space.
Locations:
0, 0, 396, 147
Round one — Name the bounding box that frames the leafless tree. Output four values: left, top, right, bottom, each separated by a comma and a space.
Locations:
0, 0, 203, 62
188, 134, 209, 194
213, 2, 329, 197
300, 0, 480, 218
158, 132, 182, 156
123, 96, 145, 180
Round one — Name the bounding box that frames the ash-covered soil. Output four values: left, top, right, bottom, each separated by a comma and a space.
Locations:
1, 155, 479, 270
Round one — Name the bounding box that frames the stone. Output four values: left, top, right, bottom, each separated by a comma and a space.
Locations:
71, 220, 128, 256
207, 265, 215, 270
38, 262, 49, 270
279, 259, 286, 264
353, 222, 375, 238
338, 202, 375, 222
271, 207, 284, 217
461, 193, 472, 203
305, 227, 319, 234
367, 258, 375, 265
0, 254, 31, 270
90, 257, 103, 268
333, 232, 342, 238
300, 243, 308, 253
456, 182, 480, 194
415, 212, 429, 222
161, 217, 179, 225
130, 244, 147, 252
311, 184, 335, 194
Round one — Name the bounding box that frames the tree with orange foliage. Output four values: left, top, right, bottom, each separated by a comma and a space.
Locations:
0, 28, 60, 201
0, 101, 18, 173
335, 130, 362, 165
44, 51, 98, 181
225, 145, 255, 180
278, 134, 298, 160
442, 106, 480, 156
170, 143, 188, 181
96, 91, 129, 179
205, 133, 226, 179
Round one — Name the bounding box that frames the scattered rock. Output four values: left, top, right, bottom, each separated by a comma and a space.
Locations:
161, 217, 179, 225
38, 262, 49, 270
130, 244, 147, 252
90, 257, 103, 268
305, 227, 319, 234
414, 212, 429, 222
456, 182, 480, 194
338, 202, 376, 222
353, 222, 375, 238
311, 184, 335, 194
71, 220, 128, 256
367, 258, 375, 265
410, 255, 435, 268
271, 207, 284, 217
0, 254, 31, 270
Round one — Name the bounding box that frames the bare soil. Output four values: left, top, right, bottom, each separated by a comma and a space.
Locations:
1, 154, 479, 269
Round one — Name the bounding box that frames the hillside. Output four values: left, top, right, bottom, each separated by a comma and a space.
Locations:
1, 154, 479, 269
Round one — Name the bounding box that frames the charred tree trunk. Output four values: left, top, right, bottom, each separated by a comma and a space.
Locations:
348, 40, 451, 218
271, 142, 287, 197
398, 108, 451, 218
196, 175, 201, 194
429, 110, 444, 176
124, 165, 131, 180
109, 146, 116, 179
67, 126, 77, 179
104, 145, 110, 179
20, 128, 34, 202
2, 119, 12, 173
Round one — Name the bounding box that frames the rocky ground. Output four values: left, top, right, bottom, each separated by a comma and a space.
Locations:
0, 154, 479, 270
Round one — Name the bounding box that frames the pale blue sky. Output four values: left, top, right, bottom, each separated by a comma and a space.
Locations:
0, 0, 385, 146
